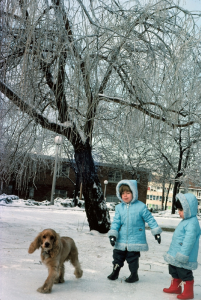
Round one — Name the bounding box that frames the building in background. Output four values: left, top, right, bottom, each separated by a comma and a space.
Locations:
146, 182, 173, 211
1, 155, 149, 205
179, 183, 201, 213
98, 163, 149, 204
146, 178, 201, 213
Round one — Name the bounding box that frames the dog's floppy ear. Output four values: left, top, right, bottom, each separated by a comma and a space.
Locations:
28, 233, 42, 254
50, 233, 62, 258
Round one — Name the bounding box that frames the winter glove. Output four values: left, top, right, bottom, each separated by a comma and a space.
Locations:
155, 234, 161, 244
109, 236, 116, 246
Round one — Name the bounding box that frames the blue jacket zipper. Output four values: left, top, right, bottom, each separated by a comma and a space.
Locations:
126, 203, 129, 249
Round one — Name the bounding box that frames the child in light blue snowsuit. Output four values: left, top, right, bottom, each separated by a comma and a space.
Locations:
163, 193, 201, 299
107, 179, 162, 282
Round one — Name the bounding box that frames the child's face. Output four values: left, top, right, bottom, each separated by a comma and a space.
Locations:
178, 209, 184, 219
121, 191, 133, 203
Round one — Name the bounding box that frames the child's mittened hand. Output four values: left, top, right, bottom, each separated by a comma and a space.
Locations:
155, 234, 161, 244
109, 236, 116, 246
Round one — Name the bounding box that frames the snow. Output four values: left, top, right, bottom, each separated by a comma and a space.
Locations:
0, 197, 201, 300
0, 194, 85, 209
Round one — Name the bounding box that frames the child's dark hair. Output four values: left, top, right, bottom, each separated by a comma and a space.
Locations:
119, 184, 132, 196
175, 199, 183, 210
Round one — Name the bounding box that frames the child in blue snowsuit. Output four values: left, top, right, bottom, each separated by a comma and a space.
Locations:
107, 179, 162, 282
163, 193, 201, 299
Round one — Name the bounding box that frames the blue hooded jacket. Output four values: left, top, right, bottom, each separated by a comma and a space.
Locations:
108, 180, 162, 251
164, 193, 201, 270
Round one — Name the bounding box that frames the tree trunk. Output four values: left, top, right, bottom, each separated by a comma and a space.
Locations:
171, 179, 182, 214
74, 140, 111, 233
73, 171, 79, 207
171, 145, 183, 214
165, 182, 171, 210
161, 178, 165, 211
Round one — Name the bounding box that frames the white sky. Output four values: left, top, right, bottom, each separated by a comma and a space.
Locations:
181, 0, 201, 11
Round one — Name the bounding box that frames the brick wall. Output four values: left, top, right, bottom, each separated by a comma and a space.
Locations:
8, 161, 148, 204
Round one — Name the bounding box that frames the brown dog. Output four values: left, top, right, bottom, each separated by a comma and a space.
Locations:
28, 228, 83, 293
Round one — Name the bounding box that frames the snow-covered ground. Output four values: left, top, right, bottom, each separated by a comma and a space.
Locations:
0, 198, 201, 300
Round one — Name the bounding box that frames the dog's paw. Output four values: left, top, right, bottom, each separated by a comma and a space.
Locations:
55, 278, 65, 284
54, 279, 59, 284
74, 269, 83, 278
37, 287, 51, 293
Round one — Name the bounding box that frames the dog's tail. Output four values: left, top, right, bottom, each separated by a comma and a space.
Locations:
69, 240, 83, 278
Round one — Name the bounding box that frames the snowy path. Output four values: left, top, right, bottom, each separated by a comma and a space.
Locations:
0, 206, 201, 300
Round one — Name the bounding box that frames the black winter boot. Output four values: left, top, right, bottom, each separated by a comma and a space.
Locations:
107, 264, 121, 280
125, 272, 139, 283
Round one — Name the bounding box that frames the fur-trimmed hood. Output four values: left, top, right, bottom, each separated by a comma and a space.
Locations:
108, 179, 162, 252
176, 193, 198, 219
116, 179, 138, 203
164, 193, 200, 270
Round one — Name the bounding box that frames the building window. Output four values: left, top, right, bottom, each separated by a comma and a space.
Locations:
160, 196, 162, 201
150, 195, 153, 200
55, 189, 67, 198
29, 187, 34, 199
198, 192, 201, 197
153, 196, 155, 200
146, 195, 149, 199
8, 185, 13, 194
57, 164, 70, 177
108, 171, 122, 183
106, 195, 119, 203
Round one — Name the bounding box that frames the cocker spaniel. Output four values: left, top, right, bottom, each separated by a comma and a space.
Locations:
28, 228, 83, 293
